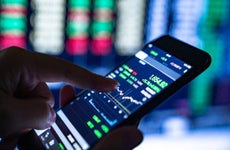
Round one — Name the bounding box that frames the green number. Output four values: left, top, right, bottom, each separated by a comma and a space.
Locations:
94, 129, 102, 139
93, 115, 101, 123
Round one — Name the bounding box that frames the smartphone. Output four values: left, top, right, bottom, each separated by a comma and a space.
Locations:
34, 35, 211, 150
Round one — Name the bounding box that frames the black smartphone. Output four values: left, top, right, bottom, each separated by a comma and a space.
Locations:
34, 35, 211, 150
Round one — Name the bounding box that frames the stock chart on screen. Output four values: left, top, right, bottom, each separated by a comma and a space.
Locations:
1, 0, 230, 143
35, 43, 192, 150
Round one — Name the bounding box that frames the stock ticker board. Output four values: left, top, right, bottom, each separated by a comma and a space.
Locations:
1, 0, 230, 114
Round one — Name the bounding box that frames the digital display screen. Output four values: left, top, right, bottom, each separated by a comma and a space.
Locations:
0, 1, 229, 149
1, 0, 229, 116
35, 43, 192, 150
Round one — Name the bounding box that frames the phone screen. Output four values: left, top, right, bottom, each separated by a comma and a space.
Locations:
35, 42, 192, 150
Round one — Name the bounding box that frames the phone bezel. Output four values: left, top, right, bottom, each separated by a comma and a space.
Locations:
34, 35, 212, 149
73, 35, 211, 148
112, 35, 211, 126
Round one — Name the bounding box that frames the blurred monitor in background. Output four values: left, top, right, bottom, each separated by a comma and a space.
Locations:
1, 0, 230, 149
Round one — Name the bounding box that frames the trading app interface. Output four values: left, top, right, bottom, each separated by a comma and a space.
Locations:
35, 43, 192, 150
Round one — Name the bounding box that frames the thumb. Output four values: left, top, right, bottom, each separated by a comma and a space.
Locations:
93, 126, 143, 150
0, 82, 56, 138
16, 99, 56, 130
0, 97, 56, 138
15, 82, 56, 130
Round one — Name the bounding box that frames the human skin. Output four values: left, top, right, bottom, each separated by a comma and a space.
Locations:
0, 47, 143, 149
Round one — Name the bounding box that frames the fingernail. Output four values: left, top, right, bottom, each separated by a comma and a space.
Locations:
111, 80, 120, 88
98, 78, 119, 92
114, 80, 120, 87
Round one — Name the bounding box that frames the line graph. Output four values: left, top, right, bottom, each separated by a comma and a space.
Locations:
106, 93, 131, 114
101, 113, 117, 126
105, 86, 145, 115
114, 87, 143, 106
114, 86, 133, 97
116, 87, 124, 96
89, 99, 118, 126
121, 96, 143, 105
87, 61, 163, 124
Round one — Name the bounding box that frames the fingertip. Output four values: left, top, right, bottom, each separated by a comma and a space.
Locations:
93, 76, 119, 92
104, 78, 119, 91
107, 78, 120, 88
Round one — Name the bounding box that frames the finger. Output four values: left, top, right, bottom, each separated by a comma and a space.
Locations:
0, 95, 56, 137
15, 82, 55, 132
59, 85, 76, 107
15, 99, 56, 132
0, 81, 55, 137
93, 126, 143, 150
7, 47, 118, 92
28, 82, 55, 107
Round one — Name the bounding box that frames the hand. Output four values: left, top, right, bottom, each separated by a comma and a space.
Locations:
17, 85, 143, 150
60, 85, 143, 150
0, 46, 118, 149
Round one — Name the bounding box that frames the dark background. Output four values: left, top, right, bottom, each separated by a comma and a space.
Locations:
1, 0, 230, 149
